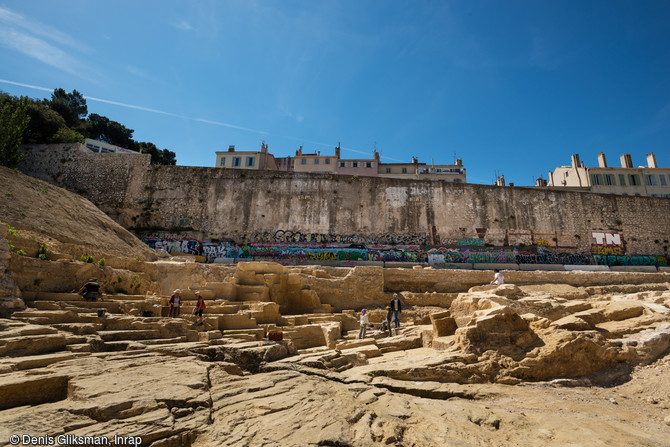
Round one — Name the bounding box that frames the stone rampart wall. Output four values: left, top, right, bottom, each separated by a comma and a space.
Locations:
19, 144, 670, 261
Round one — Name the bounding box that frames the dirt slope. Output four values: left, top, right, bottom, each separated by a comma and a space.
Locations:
0, 166, 155, 261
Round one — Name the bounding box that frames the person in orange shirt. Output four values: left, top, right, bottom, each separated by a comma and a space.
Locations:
193, 291, 206, 326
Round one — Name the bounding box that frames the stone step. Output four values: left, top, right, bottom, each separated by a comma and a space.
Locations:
324, 356, 349, 368
52, 323, 105, 335
0, 352, 76, 372
221, 328, 266, 340
0, 333, 86, 357
66, 343, 92, 353
97, 329, 162, 342
11, 310, 103, 325
32, 300, 125, 313
220, 333, 259, 342
137, 336, 189, 345
335, 338, 378, 350
176, 303, 241, 314
217, 314, 258, 330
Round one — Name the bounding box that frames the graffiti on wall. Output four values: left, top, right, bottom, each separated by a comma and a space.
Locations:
143, 237, 202, 256
458, 238, 484, 246
250, 230, 427, 246
140, 230, 667, 267
593, 255, 667, 266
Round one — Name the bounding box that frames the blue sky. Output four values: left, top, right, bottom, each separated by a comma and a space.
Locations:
1, 1, 669, 186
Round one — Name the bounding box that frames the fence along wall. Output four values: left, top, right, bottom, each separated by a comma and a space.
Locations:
19, 144, 670, 265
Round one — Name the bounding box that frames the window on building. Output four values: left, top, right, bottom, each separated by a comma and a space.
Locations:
301, 158, 307, 165
402, 167, 408, 174
454, 179, 462, 183
645, 174, 656, 186
233, 157, 241, 167
606, 174, 615, 186
366, 162, 372, 168
629, 174, 640, 186
220, 157, 225, 167
325, 158, 330, 164
660, 174, 667, 186
314, 158, 319, 165
351, 162, 358, 168
386, 167, 391, 173
619, 174, 626, 186
339, 162, 346, 168
246, 157, 255, 167
591, 174, 601, 185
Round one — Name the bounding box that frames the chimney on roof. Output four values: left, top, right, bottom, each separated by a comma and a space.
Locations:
228, 145, 235, 152
412, 156, 418, 164
455, 158, 462, 166
536, 177, 547, 187
335, 142, 341, 159
620, 153, 633, 168
571, 154, 581, 168
374, 151, 380, 162
597, 152, 607, 168
495, 175, 506, 186
647, 152, 658, 168
261, 142, 268, 153
296, 146, 303, 156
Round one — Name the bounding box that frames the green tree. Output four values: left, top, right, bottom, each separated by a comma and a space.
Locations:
24, 100, 66, 143
50, 126, 85, 144
83, 113, 134, 148
135, 141, 177, 165
0, 95, 30, 169
47, 88, 87, 128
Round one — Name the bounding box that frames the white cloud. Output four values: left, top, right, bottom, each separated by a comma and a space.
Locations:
0, 6, 90, 53
173, 20, 193, 31
0, 6, 93, 79
0, 27, 82, 75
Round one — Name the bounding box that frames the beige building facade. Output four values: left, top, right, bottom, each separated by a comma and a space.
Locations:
214, 143, 467, 182
548, 152, 670, 197
215, 143, 277, 171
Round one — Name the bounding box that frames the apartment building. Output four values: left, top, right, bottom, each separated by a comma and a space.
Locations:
377, 157, 466, 182
215, 143, 277, 171
292, 146, 336, 174
548, 152, 670, 197
214, 143, 467, 183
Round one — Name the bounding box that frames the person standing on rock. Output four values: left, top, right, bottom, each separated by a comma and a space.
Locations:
193, 291, 206, 326
382, 306, 394, 337
359, 308, 369, 339
490, 269, 505, 285
169, 289, 182, 318
78, 278, 102, 301
390, 293, 402, 328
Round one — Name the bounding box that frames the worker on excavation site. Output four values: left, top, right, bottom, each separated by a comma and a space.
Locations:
169, 289, 182, 318
490, 269, 505, 285
193, 291, 206, 326
359, 308, 369, 339
78, 278, 103, 301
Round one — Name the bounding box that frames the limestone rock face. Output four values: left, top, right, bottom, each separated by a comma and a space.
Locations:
0, 236, 23, 317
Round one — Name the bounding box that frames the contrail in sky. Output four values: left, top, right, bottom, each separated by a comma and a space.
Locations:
0, 78, 404, 161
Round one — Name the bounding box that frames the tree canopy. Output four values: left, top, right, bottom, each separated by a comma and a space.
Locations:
0, 94, 30, 169
2, 88, 177, 165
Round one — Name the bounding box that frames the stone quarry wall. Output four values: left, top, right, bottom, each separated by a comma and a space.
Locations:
19, 144, 670, 265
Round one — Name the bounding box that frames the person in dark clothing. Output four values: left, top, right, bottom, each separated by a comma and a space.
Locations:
380, 306, 394, 337
78, 278, 102, 301
390, 293, 401, 328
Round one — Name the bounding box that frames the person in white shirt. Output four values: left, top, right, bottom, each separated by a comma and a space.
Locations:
490, 269, 504, 285
359, 308, 369, 339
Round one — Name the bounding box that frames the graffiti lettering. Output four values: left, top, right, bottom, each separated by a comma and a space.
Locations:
591, 245, 624, 256
458, 238, 484, 246
591, 231, 623, 246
